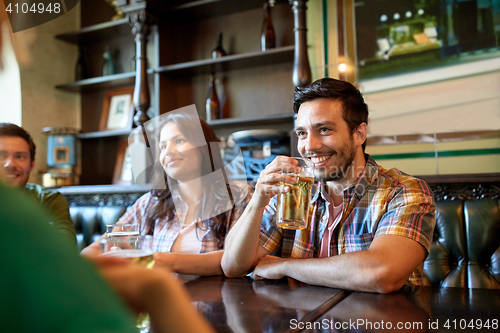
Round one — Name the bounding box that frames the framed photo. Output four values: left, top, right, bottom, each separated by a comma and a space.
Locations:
53, 146, 70, 163
113, 141, 134, 185
99, 87, 135, 131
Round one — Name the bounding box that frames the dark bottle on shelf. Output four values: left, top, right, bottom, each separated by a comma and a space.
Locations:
261, 0, 276, 51
75, 47, 87, 81
206, 74, 221, 121
102, 45, 115, 76
211, 32, 227, 59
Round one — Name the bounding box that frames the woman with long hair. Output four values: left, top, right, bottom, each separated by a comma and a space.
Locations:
82, 111, 252, 276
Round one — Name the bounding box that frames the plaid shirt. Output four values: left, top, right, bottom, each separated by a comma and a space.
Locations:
258, 155, 436, 286
118, 183, 252, 253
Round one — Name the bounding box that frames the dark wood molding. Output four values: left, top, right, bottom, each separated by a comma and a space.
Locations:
417, 173, 500, 185
416, 173, 500, 201
289, 0, 311, 87
58, 184, 149, 206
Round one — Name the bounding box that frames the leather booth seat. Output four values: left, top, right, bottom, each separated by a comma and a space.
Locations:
67, 195, 500, 290
70, 206, 127, 252
423, 199, 500, 289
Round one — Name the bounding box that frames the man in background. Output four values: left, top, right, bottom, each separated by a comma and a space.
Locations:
0, 7, 215, 331
0, 122, 76, 244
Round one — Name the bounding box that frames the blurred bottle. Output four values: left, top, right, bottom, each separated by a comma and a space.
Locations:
211, 32, 227, 59
261, 0, 276, 51
75, 47, 87, 81
206, 74, 221, 121
102, 45, 115, 76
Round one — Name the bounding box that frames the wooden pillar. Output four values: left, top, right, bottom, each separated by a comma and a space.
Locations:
336, 0, 348, 82
290, 0, 312, 88
127, 10, 155, 127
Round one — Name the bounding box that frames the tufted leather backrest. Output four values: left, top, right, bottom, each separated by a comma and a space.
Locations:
70, 206, 127, 252
423, 199, 500, 289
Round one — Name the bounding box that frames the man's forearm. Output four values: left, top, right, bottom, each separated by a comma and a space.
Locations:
279, 253, 390, 293
255, 234, 427, 293
221, 198, 267, 277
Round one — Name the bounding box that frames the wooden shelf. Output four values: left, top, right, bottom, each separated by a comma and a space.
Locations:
123, 0, 289, 22
157, 46, 294, 76
55, 47, 292, 91
78, 113, 295, 139
78, 128, 133, 139
56, 70, 154, 92
207, 113, 295, 128
55, 19, 131, 45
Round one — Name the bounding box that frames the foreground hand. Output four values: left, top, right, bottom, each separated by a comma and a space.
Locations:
87, 254, 216, 333
100, 262, 176, 313
252, 255, 288, 280
252, 156, 302, 208
86, 254, 130, 267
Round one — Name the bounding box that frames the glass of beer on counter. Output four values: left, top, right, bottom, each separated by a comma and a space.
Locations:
100, 235, 155, 332
276, 157, 315, 230
106, 223, 140, 238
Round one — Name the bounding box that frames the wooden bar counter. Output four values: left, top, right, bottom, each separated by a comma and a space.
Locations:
178, 275, 500, 333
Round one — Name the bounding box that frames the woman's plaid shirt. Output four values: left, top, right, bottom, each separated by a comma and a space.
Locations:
118, 183, 253, 253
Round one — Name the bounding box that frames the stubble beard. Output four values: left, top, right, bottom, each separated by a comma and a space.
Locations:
312, 141, 357, 183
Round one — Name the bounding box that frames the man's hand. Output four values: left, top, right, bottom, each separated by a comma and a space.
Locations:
88, 256, 216, 333
251, 156, 302, 208
86, 255, 157, 313
252, 255, 288, 280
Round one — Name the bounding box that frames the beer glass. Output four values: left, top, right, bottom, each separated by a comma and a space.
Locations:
276, 157, 315, 230
100, 235, 155, 332
105, 223, 140, 238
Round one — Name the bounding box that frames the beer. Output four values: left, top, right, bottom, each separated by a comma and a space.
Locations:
101, 249, 155, 269
105, 223, 139, 238
276, 175, 314, 230
105, 231, 140, 238
100, 235, 154, 331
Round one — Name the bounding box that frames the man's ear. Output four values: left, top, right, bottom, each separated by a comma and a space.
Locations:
30, 159, 35, 171
354, 123, 368, 148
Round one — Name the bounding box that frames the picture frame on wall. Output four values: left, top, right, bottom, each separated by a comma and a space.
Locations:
113, 140, 134, 185
352, 0, 500, 93
99, 87, 135, 131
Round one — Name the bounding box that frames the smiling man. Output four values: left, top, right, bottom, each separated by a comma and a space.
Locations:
0, 123, 76, 245
221, 78, 436, 293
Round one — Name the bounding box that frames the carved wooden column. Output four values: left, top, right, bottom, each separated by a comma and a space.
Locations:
128, 10, 155, 127
336, 0, 347, 82
117, 1, 157, 184
290, 0, 311, 88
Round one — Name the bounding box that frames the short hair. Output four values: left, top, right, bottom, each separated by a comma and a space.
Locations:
0, 123, 36, 162
293, 78, 369, 151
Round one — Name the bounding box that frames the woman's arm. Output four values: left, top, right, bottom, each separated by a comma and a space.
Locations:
80, 234, 105, 257
154, 250, 224, 276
